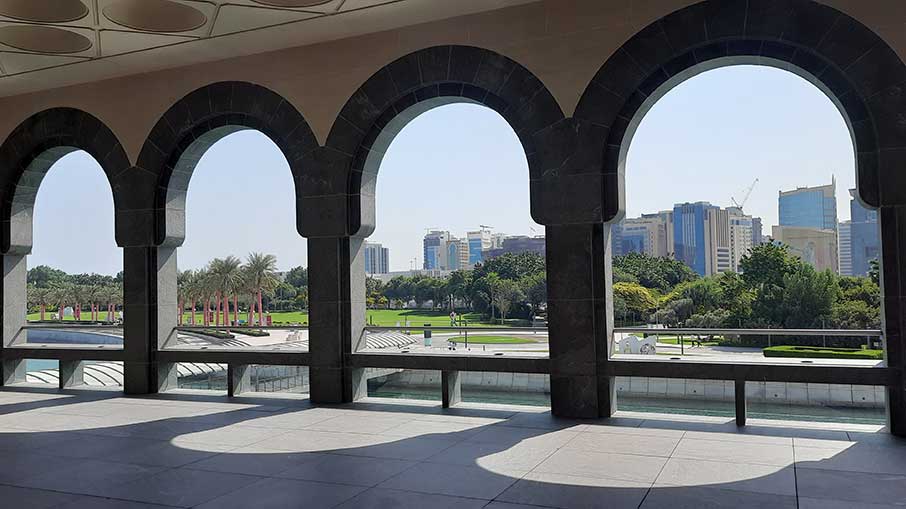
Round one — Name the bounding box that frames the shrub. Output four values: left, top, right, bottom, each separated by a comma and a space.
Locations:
192, 329, 235, 340
762, 345, 883, 360
240, 329, 270, 337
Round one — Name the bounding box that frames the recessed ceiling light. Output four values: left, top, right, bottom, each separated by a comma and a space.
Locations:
0, 25, 92, 54
0, 0, 89, 23
0, 0, 88, 23
251, 0, 334, 7
103, 0, 207, 33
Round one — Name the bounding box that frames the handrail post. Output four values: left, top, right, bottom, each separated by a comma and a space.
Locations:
735, 378, 747, 427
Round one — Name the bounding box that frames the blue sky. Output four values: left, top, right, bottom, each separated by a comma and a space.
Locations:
29, 65, 855, 275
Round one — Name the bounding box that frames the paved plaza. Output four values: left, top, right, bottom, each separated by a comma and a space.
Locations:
0, 387, 903, 508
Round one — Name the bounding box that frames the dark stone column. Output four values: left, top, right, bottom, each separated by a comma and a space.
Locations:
0, 254, 27, 386
879, 206, 906, 436
122, 246, 177, 394
308, 236, 367, 403
545, 223, 615, 419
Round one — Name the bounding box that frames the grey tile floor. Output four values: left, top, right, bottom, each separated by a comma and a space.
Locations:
0, 387, 904, 508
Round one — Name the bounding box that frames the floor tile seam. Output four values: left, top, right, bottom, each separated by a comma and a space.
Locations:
526, 461, 659, 485
793, 464, 906, 476
365, 480, 519, 503
0, 479, 188, 508
661, 451, 796, 469
558, 443, 678, 459
185, 467, 379, 492
677, 434, 795, 447
637, 427, 685, 508
651, 479, 800, 499
369, 438, 472, 489
668, 451, 794, 467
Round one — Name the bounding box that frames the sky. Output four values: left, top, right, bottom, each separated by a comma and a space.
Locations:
28, 65, 855, 275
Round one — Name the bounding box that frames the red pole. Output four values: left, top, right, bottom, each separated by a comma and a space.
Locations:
215, 293, 221, 327
191, 303, 196, 325
233, 294, 238, 325
257, 289, 263, 328
40, 304, 45, 321
223, 294, 230, 327
248, 296, 254, 325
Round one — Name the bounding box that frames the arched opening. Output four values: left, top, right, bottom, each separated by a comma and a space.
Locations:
615, 63, 882, 425
13, 149, 123, 382
359, 101, 548, 404
168, 128, 308, 340
162, 128, 309, 393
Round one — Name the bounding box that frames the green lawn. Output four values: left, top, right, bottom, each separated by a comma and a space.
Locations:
29, 308, 518, 328
447, 335, 538, 344
763, 345, 884, 360
27, 312, 117, 322
653, 335, 721, 347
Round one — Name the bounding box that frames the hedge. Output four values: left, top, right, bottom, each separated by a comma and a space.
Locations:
240, 329, 270, 337
191, 329, 235, 340
763, 345, 884, 360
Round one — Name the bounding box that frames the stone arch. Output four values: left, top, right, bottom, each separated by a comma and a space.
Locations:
321, 45, 565, 237
0, 108, 129, 254
573, 0, 906, 222
137, 81, 318, 247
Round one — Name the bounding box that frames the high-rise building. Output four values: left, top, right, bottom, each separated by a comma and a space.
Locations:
706, 207, 732, 275
483, 235, 546, 260
751, 217, 764, 246
466, 230, 493, 266
772, 225, 838, 272
363, 242, 390, 275
423, 230, 450, 270
611, 214, 669, 258
673, 202, 714, 275
727, 207, 754, 273
778, 178, 837, 231
446, 238, 470, 270
838, 220, 853, 276
848, 188, 880, 277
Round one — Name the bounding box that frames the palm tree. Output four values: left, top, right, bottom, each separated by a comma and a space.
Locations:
209, 256, 243, 328
103, 284, 121, 322
26, 285, 43, 321
177, 270, 192, 326
49, 283, 74, 321
244, 253, 279, 327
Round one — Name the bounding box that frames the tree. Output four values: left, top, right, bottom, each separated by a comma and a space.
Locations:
740, 243, 800, 327
740, 243, 798, 289
613, 252, 697, 291
780, 266, 839, 329
366, 277, 385, 308
491, 279, 524, 324
27, 265, 68, 288
520, 272, 547, 318
209, 256, 244, 327
613, 282, 657, 317
244, 253, 279, 326
833, 300, 880, 330
473, 252, 544, 281
868, 258, 880, 286
668, 277, 723, 314
285, 266, 308, 288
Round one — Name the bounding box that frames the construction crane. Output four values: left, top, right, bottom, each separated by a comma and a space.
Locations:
479, 224, 494, 232
731, 178, 759, 211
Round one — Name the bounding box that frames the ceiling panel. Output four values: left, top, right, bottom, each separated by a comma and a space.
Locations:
0, 0, 541, 96
99, 29, 195, 57
212, 4, 321, 36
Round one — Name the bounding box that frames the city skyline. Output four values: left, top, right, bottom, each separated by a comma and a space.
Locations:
27, 65, 857, 275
